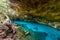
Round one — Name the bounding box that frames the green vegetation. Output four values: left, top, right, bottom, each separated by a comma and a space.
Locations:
0, 0, 60, 24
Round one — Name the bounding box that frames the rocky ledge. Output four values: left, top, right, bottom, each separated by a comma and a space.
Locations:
0, 23, 18, 40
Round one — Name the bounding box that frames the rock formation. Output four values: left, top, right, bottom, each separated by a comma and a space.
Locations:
0, 23, 18, 40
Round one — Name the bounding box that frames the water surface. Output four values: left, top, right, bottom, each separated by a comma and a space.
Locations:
13, 21, 60, 40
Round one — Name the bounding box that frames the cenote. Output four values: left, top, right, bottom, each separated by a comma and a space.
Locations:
12, 21, 60, 40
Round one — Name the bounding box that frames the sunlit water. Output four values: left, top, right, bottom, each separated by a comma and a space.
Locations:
12, 21, 60, 40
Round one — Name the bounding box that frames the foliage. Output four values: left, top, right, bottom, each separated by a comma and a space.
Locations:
0, 0, 60, 24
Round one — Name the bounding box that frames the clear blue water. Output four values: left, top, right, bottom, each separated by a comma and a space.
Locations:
12, 21, 60, 40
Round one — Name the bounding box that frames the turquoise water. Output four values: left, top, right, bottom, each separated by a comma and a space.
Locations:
13, 21, 60, 40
